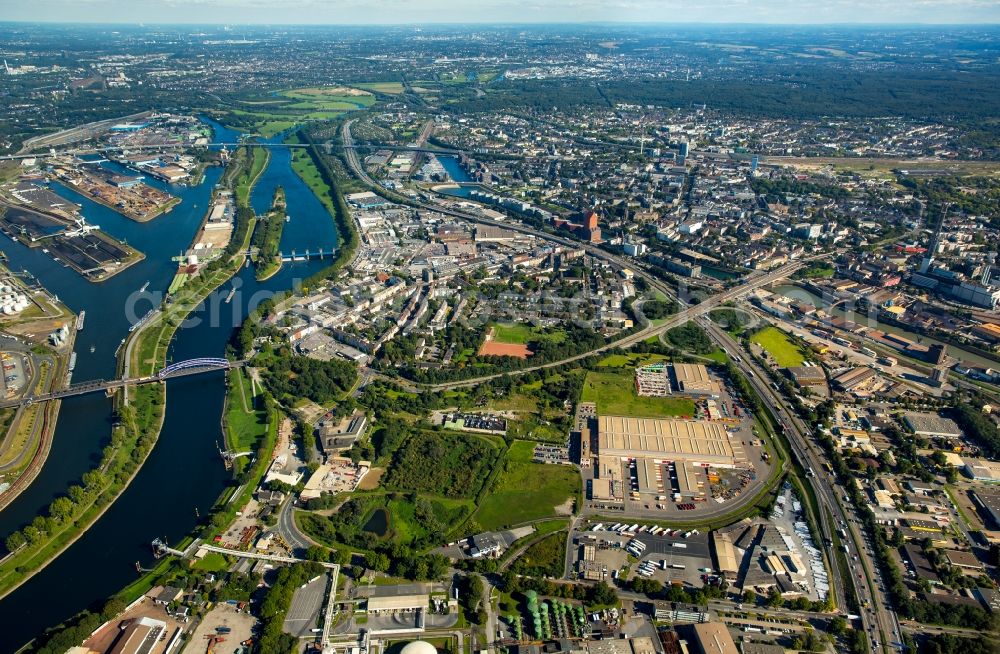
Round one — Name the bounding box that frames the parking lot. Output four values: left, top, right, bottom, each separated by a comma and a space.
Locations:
183, 603, 256, 654
572, 527, 714, 587
0, 351, 27, 396
283, 572, 329, 637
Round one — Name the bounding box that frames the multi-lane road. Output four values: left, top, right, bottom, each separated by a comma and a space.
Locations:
350, 124, 904, 648
702, 319, 903, 651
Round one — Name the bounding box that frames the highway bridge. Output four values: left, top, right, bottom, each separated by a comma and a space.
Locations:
0, 357, 246, 409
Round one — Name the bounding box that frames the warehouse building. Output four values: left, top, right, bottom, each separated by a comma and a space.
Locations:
786, 365, 826, 388
671, 363, 721, 397
690, 623, 738, 654
964, 458, 1000, 483
597, 415, 739, 467
367, 593, 430, 614
711, 532, 739, 581
903, 411, 964, 440
675, 460, 706, 499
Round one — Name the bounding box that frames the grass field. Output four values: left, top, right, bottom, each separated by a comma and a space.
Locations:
581, 370, 696, 418
357, 82, 405, 95
751, 326, 806, 367
491, 322, 566, 345
510, 531, 568, 578
282, 86, 375, 108
474, 441, 580, 531
225, 368, 269, 453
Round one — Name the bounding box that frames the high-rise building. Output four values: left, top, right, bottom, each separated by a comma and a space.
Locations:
677, 141, 689, 166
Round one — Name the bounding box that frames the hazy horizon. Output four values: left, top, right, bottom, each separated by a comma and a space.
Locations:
2, 0, 999, 26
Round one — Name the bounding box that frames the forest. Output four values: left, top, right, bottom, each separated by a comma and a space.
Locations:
258, 353, 357, 405
447, 69, 1000, 122
383, 430, 499, 498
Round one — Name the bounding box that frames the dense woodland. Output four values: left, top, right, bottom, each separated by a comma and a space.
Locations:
258, 353, 357, 405
383, 430, 499, 498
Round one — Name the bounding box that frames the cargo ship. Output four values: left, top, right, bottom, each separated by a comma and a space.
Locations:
76, 310, 86, 331
225, 287, 236, 304
68, 352, 77, 371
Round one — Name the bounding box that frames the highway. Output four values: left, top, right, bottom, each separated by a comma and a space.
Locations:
701, 318, 902, 651
342, 120, 910, 648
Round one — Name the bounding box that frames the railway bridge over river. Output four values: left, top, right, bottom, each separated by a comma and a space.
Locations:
0, 357, 246, 409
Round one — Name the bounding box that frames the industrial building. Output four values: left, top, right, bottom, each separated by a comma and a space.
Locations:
711, 532, 739, 581
786, 365, 826, 388
318, 410, 368, 455
964, 458, 1000, 483
903, 411, 964, 439
671, 363, 721, 397
690, 623, 738, 654
366, 593, 430, 614
597, 416, 739, 467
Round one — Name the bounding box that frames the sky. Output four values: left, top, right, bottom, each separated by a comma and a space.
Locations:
2, 0, 999, 25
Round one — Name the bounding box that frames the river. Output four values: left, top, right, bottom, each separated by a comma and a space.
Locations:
0, 120, 338, 652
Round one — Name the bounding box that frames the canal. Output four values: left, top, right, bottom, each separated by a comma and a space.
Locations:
0, 121, 339, 652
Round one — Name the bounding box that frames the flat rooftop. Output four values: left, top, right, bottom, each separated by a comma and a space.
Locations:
672, 363, 722, 395
903, 411, 963, 438
597, 415, 738, 465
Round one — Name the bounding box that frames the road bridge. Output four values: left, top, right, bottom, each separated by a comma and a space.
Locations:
0, 358, 245, 409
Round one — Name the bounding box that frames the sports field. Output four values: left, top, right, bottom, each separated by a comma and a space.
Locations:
750, 326, 806, 367
581, 370, 696, 418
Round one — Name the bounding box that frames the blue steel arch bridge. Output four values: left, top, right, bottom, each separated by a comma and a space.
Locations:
0, 358, 245, 409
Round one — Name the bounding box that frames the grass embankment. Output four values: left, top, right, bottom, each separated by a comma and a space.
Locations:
236, 146, 269, 206
0, 146, 264, 601
292, 129, 360, 288
222, 368, 275, 477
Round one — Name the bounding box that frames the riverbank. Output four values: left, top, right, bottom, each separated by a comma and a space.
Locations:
0, 267, 77, 511
0, 381, 167, 600
0, 146, 263, 603
19, 123, 354, 650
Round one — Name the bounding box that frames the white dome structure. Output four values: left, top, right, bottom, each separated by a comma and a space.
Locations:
400, 641, 437, 654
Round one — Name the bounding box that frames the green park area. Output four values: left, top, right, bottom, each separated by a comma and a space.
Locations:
474, 441, 580, 531
750, 326, 807, 367
581, 369, 696, 418
224, 368, 271, 461
223, 86, 375, 137
300, 430, 498, 549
